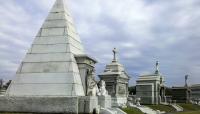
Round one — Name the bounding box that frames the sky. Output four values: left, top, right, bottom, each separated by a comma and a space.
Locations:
0, 0, 200, 86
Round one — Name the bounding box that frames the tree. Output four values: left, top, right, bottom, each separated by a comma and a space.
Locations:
4, 80, 12, 89
0, 79, 3, 90
129, 86, 136, 95
165, 87, 173, 96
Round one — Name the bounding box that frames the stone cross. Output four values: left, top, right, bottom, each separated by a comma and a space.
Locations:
112, 48, 117, 62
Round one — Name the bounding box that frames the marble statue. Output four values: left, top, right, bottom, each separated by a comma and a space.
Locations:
112, 48, 117, 62
97, 80, 111, 108
155, 61, 159, 74
87, 69, 99, 96
136, 98, 141, 106
98, 80, 108, 96
185, 75, 189, 87
127, 97, 135, 107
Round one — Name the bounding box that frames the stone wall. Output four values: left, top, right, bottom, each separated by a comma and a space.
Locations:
98, 96, 111, 108
0, 96, 79, 113
136, 83, 156, 104
79, 96, 99, 113
111, 97, 127, 107
0, 96, 99, 114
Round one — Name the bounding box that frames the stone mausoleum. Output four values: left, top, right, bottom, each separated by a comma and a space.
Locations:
99, 48, 130, 107
171, 75, 191, 103
0, 0, 113, 113
190, 84, 200, 101
136, 61, 166, 104
171, 86, 191, 103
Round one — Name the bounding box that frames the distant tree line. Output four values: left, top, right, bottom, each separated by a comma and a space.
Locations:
128, 86, 136, 95
165, 87, 173, 96
0, 79, 12, 90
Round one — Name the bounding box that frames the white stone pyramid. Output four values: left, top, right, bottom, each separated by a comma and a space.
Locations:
6, 0, 85, 96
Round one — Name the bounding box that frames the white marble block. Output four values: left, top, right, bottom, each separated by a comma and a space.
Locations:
98, 95, 112, 108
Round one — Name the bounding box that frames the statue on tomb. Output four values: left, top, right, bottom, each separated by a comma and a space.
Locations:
135, 98, 141, 106
112, 48, 118, 62
185, 75, 189, 87
127, 97, 135, 107
155, 61, 160, 74
86, 69, 99, 96
98, 80, 108, 96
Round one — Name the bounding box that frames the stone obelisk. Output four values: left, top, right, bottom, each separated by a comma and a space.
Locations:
6, 0, 85, 96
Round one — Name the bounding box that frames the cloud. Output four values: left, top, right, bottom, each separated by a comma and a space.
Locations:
0, 0, 200, 87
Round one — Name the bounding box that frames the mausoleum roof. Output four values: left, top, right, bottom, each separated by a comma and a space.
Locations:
99, 48, 129, 79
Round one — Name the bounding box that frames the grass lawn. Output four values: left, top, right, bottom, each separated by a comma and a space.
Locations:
0, 112, 33, 114
0, 113, 33, 114
146, 104, 176, 113
175, 111, 200, 114
171, 104, 200, 114
178, 104, 200, 111
122, 107, 143, 114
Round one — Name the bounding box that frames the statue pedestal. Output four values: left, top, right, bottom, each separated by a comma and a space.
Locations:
0, 96, 80, 113
79, 96, 99, 113
111, 97, 127, 107
98, 95, 111, 108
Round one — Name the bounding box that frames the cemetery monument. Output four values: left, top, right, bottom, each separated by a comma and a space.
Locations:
136, 61, 166, 104
0, 0, 104, 113
172, 75, 191, 103
99, 48, 130, 107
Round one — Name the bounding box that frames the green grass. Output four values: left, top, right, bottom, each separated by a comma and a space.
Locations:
178, 104, 200, 111
146, 104, 176, 113
175, 111, 200, 114
0, 113, 33, 114
171, 104, 200, 114
122, 107, 143, 114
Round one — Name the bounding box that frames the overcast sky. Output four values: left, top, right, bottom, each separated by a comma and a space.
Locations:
0, 0, 200, 86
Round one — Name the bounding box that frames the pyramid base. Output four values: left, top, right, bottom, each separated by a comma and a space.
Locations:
0, 96, 98, 114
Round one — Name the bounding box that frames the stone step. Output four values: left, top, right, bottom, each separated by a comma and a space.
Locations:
128, 104, 158, 114
171, 104, 183, 111
0, 90, 6, 95
100, 108, 127, 114
109, 108, 126, 114
100, 108, 117, 114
